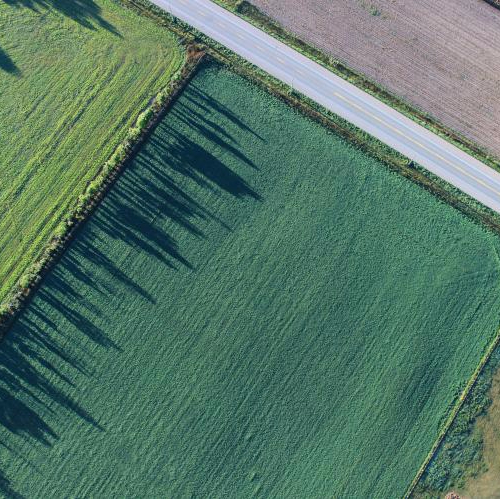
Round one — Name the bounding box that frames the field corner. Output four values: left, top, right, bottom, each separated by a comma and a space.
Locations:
406, 323, 500, 498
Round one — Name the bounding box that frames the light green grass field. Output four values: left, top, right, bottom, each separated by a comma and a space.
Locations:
1, 64, 500, 498
0, 0, 183, 302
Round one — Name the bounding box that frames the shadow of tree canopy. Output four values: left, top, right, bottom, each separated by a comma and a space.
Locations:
0, 65, 263, 495
1, 0, 120, 35
0, 0, 120, 72
0, 46, 19, 74
0, 466, 23, 498
87, 75, 262, 272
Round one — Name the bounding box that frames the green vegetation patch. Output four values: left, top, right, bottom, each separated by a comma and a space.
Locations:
415, 346, 500, 497
1, 64, 500, 498
0, 0, 184, 303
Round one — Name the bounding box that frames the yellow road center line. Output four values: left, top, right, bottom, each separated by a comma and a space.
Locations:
333, 92, 500, 197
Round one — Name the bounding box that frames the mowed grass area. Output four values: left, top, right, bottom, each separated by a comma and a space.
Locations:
1, 64, 500, 498
0, 0, 184, 302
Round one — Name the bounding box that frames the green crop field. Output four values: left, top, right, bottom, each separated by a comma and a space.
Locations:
1, 63, 500, 498
0, 0, 183, 303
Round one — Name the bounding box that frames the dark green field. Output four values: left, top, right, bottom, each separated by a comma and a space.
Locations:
1, 64, 500, 498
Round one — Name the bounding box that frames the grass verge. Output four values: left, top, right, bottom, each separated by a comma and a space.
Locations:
126, 0, 500, 238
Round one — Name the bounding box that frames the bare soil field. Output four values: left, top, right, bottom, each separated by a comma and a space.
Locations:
249, 0, 500, 158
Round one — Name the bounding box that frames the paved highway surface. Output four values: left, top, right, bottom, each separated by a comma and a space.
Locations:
153, 0, 500, 214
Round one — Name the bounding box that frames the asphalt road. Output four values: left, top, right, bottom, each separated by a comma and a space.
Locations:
153, 0, 500, 214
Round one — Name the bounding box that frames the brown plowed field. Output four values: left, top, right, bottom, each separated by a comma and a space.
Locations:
249, 0, 500, 158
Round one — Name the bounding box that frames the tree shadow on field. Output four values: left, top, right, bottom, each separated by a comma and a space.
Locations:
0, 465, 23, 498
88, 76, 262, 272
0, 46, 19, 75
0, 0, 121, 73
1, 0, 120, 36
0, 66, 263, 494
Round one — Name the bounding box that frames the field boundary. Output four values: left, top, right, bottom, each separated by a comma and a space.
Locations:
405, 324, 500, 498
210, 0, 500, 175
0, 45, 204, 338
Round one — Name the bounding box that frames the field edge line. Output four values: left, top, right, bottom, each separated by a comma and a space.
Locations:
404, 323, 500, 498
0, 45, 205, 339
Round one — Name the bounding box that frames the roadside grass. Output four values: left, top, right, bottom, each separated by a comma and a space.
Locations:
0, 0, 184, 304
128, 0, 500, 240
1, 63, 500, 498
